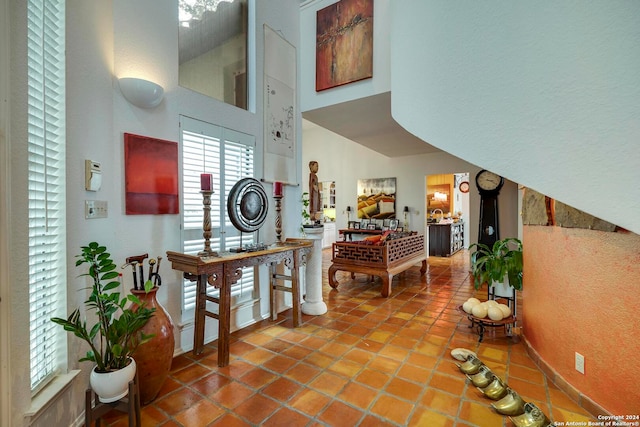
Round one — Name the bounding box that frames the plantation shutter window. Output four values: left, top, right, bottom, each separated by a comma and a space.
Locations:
27, 0, 67, 392
180, 117, 256, 320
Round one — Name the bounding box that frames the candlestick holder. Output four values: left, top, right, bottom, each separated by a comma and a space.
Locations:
199, 190, 218, 257
274, 195, 283, 242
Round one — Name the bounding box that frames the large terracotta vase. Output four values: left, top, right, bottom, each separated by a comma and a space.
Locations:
131, 287, 175, 404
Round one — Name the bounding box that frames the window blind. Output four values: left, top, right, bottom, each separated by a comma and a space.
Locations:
27, 0, 66, 392
180, 118, 255, 316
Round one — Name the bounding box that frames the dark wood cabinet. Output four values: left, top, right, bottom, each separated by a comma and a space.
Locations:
428, 222, 464, 257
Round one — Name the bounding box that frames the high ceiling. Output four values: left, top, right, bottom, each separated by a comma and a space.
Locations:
302, 92, 440, 158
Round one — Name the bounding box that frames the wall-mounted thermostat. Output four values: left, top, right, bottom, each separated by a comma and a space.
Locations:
85, 160, 102, 191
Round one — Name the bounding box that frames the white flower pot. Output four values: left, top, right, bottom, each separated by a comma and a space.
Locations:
90, 358, 136, 403
490, 276, 514, 299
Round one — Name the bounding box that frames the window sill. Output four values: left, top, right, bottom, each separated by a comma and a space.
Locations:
25, 370, 81, 422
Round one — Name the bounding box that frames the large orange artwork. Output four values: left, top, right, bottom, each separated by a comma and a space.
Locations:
124, 133, 179, 215
316, 0, 373, 92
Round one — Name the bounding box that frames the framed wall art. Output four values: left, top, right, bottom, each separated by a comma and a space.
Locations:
357, 177, 396, 219
124, 133, 179, 215
316, 0, 373, 91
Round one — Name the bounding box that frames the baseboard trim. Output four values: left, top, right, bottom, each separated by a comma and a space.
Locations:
522, 335, 610, 417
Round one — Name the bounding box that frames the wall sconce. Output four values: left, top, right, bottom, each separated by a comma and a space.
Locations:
118, 77, 164, 109
346, 206, 352, 222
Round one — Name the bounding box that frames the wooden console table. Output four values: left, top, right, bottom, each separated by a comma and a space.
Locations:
166, 239, 312, 367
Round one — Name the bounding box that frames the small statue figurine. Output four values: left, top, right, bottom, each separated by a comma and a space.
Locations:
308, 161, 321, 221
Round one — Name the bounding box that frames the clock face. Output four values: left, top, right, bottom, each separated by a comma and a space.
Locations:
476, 170, 503, 192
459, 181, 470, 193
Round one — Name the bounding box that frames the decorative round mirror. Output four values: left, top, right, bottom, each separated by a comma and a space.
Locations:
227, 178, 269, 233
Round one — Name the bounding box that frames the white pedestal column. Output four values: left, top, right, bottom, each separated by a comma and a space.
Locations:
301, 226, 327, 315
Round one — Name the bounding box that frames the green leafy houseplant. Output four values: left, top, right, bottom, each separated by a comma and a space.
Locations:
51, 242, 156, 372
300, 191, 311, 233
469, 238, 523, 291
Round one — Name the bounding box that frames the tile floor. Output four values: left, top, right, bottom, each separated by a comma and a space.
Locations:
102, 249, 594, 426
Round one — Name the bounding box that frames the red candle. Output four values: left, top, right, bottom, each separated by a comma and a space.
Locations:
273, 181, 283, 196
200, 173, 212, 191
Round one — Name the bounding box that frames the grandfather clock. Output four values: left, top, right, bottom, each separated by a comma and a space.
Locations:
475, 170, 504, 247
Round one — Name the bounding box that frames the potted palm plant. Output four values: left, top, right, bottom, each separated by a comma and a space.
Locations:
469, 237, 523, 295
51, 242, 156, 403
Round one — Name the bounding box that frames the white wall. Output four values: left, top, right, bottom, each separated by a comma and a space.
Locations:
302, 121, 520, 246
6, 0, 302, 425
391, 0, 640, 234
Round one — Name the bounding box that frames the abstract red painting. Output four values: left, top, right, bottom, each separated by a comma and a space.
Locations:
124, 133, 179, 215
316, 0, 373, 92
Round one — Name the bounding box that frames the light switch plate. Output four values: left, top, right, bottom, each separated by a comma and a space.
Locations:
85, 200, 108, 219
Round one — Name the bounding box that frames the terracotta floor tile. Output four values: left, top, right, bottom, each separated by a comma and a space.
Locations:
359, 414, 399, 427
169, 354, 194, 372
233, 393, 279, 424
154, 387, 204, 416
368, 355, 401, 374
396, 363, 432, 384
507, 376, 549, 402
458, 400, 505, 427
262, 406, 312, 427
370, 394, 414, 425
102, 250, 600, 427
429, 372, 466, 395
208, 413, 252, 427
508, 362, 546, 385
548, 387, 589, 414
319, 340, 351, 357
238, 366, 277, 389
378, 343, 411, 361
261, 354, 297, 374
281, 344, 313, 360
242, 347, 276, 365
284, 362, 321, 384
406, 352, 439, 370
318, 400, 365, 426
304, 351, 335, 369
309, 371, 349, 396
173, 399, 225, 427
343, 347, 374, 365
216, 360, 254, 379
355, 368, 391, 389
420, 388, 461, 417
385, 377, 423, 401
210, 381, 254, 409
261, 377, 302, 402
408, 406, 455, 427
171, 363, 213, 385
289, 388, 332, 417
328, 357, 363, 378
337, 381, 378, 410
154, 377, 183, 399
190, 372, 232, 396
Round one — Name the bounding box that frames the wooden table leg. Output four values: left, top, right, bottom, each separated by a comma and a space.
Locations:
193, 274, 207, 355
291, 254, 301, 327
269, 262, 277, 321
218, 267, 234, 367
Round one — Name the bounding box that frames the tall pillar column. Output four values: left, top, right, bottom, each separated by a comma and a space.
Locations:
301, 226, 327, 315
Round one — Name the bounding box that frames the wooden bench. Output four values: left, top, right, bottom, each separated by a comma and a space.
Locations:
328, 234, 427, 297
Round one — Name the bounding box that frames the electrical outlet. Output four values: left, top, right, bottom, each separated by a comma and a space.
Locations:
575, 352, 585, 374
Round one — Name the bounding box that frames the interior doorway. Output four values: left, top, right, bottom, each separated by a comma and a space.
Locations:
426, 173, 470, 253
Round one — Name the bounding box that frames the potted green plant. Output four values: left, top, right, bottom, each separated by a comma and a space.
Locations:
300, 191, 312, 234
469, 237, 523, 294
51, 242, 156, 402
